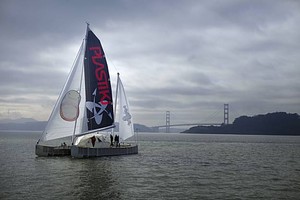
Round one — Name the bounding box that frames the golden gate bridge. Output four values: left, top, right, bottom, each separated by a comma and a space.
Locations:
152, 104, 229, 133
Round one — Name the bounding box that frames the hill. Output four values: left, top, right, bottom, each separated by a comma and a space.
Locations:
0, 118, 47, 131
183, 112, 300, 135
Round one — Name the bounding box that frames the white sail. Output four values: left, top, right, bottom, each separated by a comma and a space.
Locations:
117, 76, 134, 140
40, 40, 87, 141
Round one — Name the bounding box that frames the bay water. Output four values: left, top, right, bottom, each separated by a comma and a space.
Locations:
0, 131, 299, 199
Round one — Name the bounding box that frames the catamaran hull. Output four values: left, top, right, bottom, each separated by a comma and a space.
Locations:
35, 144, 71, 157
35, 144, 138, 158
70, 145, 138, 158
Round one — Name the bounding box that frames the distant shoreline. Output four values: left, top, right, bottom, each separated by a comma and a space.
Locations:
182, 131, 300, 136
182, 112, 300, 136
1, 112, 299, 135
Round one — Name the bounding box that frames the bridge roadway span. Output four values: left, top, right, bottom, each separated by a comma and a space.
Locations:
152, 123, 222, 128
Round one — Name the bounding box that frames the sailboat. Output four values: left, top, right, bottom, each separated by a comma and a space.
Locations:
35, 24, 138, 158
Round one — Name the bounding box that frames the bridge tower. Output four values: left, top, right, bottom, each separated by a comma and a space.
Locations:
166, 111, 170, 133
224, 104, 229, 125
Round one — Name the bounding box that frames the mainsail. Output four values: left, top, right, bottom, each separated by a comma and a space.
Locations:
39, 26, 114, 142
84, 28, 114, 131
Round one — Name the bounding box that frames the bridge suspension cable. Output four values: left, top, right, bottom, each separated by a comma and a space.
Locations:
156, 104, 230, 132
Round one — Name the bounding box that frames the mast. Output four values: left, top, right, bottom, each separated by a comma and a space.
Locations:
112, 73, 120, 135
86, 22, 90, 35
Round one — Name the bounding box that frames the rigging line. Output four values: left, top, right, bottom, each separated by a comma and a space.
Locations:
111, 73, 120, 136
203, 109, 220, 123
105, 53, 119, 73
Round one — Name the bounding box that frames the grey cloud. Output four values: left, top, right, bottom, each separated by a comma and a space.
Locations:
0, 0, 299, 125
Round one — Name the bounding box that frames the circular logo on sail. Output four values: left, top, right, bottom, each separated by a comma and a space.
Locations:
60, 90, 81, 121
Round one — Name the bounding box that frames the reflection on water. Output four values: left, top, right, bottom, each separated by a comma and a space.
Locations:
1, 132, 300, 200
32, 157, 124, 199
75, 159, 120, 199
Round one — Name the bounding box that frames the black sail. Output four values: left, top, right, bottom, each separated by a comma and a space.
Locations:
84, 28, 114, 131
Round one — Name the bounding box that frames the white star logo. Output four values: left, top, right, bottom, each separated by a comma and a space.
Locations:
86, 89, 112, 125
122, 105, 132, 125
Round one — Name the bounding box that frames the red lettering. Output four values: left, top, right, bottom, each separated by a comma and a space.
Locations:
90, 46, 111, 105
90, 47, 104, 58
90, 47, 104, 67
98, 81, 109, 90
95, 67, 106, 81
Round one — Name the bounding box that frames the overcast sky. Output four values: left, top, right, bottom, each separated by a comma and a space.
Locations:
0, 0, 299, 126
